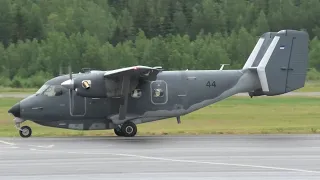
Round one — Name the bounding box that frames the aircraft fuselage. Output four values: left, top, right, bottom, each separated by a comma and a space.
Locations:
13, 69, 257, 131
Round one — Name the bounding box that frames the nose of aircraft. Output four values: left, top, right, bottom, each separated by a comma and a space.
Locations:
8, 102, 20, 117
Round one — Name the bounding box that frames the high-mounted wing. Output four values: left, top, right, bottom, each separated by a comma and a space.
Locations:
104, 65, 161, 80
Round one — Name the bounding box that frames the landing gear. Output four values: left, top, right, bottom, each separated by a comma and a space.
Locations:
19, 126, 32, 138
114, 127, 124, 136
113, 121, 137, 137
121, 121, 137, 137
14, 117, 32, 138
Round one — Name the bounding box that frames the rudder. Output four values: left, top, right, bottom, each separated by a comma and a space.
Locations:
255, 30, 309, 95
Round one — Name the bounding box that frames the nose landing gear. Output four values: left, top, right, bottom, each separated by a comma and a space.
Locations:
113, 121, 137, 137
14, 117, 32, 138
19, 126, 32, 138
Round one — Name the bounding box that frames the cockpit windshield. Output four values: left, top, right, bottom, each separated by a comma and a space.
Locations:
36, 85, 49, 94
36, 84, 66, 97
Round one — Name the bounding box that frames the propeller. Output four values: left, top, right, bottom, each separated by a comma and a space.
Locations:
63, 64, 75, 114
61, 65, 75, 90
68, 64, 72, 82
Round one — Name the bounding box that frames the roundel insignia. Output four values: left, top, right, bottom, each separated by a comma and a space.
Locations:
81, 80, 91, 89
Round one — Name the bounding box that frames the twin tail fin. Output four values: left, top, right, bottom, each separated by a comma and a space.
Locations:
242, 29, 309, 96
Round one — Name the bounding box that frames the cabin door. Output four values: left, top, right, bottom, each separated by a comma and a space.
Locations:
69, 91, 86, 116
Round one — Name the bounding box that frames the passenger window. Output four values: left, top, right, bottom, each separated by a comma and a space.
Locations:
153, 88, 164, 97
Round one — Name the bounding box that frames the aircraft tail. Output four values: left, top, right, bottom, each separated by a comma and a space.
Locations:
242, 29, 309, 96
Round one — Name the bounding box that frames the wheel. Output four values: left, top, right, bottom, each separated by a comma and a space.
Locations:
114, 127, 124, 136
19, 126, 32, 138
121, 121, 137, 137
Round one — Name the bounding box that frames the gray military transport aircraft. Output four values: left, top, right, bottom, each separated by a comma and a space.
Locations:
8, 29, 309, 138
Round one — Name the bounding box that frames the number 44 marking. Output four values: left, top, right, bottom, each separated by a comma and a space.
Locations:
206, 81, 216, 87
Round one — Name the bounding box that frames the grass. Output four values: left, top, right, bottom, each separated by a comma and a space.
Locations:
0, 87, 37, 93
0, 96, 320, 137
296, 81, 320, 92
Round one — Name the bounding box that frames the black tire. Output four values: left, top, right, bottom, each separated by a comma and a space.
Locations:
114, 127, 124, 136
121, 121, 137, 137
19, 126, 32, 138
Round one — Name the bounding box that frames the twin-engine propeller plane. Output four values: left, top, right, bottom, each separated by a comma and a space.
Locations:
8, 30, 309, 138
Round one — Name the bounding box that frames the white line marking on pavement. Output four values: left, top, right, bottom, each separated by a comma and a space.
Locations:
0, 140, 16, 146
32, 149, 320, 174
28, 144, 54, 149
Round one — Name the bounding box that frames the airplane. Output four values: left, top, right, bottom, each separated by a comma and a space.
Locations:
8, 29, 309, 138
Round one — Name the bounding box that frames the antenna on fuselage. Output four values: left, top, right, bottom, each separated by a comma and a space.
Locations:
219, 64, 230, 70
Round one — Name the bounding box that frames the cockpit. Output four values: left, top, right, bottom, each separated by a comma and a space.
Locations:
35, 84, 67, 97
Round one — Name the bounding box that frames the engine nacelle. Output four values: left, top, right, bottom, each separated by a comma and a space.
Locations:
62, 71, 140, 98
73, 73, 107, 98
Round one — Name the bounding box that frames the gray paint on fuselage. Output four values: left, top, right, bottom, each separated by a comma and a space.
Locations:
19, 69, 260, 130
136, 69, 260, 119
130, 70, 243, 114
109, 69, 260, 125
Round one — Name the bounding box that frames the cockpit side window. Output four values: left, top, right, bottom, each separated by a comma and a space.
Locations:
36, 84, 66, 97
43, 86, 56, 96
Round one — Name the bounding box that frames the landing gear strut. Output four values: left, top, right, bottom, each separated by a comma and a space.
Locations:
113, 121, 137, 137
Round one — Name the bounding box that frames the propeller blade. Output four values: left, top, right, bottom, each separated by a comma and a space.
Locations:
59, 65, 63, 76
69, 89, 75, 115
68, 64, 72, 80
67, 63, 75, 115
62, 63, 75, 89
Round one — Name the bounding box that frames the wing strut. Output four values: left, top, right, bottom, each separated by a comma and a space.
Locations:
119, 75, 130, 120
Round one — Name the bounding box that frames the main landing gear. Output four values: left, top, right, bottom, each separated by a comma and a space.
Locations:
114, 121, 137, 137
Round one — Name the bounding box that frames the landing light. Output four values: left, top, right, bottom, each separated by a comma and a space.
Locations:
81, 80, 91, 89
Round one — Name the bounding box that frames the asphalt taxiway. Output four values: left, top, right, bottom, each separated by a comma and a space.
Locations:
0, 135, 320, 180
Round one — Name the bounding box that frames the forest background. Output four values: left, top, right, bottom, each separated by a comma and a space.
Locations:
0, 0, 320, 89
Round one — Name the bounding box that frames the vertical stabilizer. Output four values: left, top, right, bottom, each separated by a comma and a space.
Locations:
253, 30, 309, 95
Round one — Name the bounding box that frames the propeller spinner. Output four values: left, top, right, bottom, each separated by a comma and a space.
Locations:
61, 79, 74, 89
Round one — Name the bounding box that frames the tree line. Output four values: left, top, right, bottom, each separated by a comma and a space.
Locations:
0, 0, 320, 88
